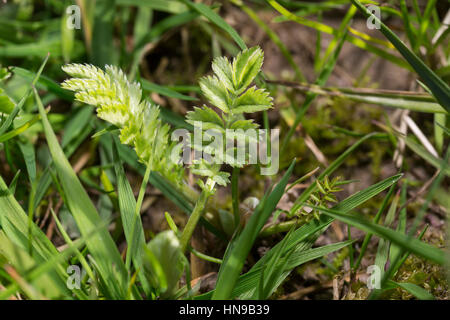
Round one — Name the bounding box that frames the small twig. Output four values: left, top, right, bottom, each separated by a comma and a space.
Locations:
332, 276, 341, 300
38, 196, 52, 229
395, 169, 440, 217
304, 134, 329, 166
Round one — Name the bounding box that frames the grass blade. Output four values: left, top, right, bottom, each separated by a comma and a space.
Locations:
34, 88, 128, 299
312, 205, 445, 265
178, 0, 247, 50
112, 138, 151, 294
196, 240, 352, 300
350, 0, 450, 112
141, 79, 198, 102
267, 0, 410, 69
0, 54, 49, 136
212, 159, 296, 300
388, 281, 435, 300
268, 81, 447, 114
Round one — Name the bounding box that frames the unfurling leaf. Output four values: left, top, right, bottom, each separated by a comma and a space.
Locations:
186, 106, 224, 131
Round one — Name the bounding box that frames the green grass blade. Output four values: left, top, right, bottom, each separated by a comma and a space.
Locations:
50, 209, 96, 286
0, 232, 68, 299
316, 4, 357, 71
0, 175, 72, 298
0, 215, 116, 300
0, 39, 61, 58
399, 0, 417, 49
434, 113, 446, 154
350, 0, 450, 112
0, 88, 14, 114
12, 67, 74, 101
255, 227, 295, 299
0, 113, 42, 143
196, 240, 352, 300
117, 0, 187, 13
112, 138, 151, 294
212, 159, 296, 300
268, 81, 447, 114
267, 0, 410, 69
416, 0, 437, 51
281, 29, 348, 152
0, 54, 49, 136
34, 88, 128, 299
7, 170, 20, 195
178, 0, 247, 50
0, 174, 60, 264
232, 0, 305, 82
388, 281, 435, 300
374, 193, 399, 279
354, 183, 396, 270
290, 133, 380, 214
263, 174, 403, 267
312, 206, 445, 265
403, 136, 450, 177
248, 240, 352, 300
91, 0, 116, 66
141, 79, 198, 102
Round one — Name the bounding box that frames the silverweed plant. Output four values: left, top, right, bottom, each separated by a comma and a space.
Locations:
183, 46, 274, 248
0, 0, 448, 302
187, 46, 273, 183
60, 46, 276, 295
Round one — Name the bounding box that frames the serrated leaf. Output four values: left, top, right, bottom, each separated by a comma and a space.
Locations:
233, 87, 273, 114
186, 106, 224, 131
212, 171, 230, 187
199, 76, 230, 113
190, 159, 220, 177
229, 119, 259, 131
232, 46, 264, 93
212, 56, 234, 93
